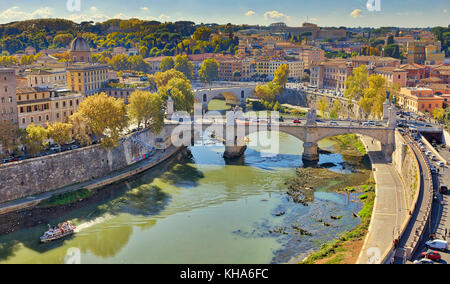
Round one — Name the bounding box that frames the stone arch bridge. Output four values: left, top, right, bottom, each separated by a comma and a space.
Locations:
164, 118, 396, 162
193, 86, 255, 111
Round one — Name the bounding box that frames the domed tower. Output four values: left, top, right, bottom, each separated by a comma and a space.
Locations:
69, 36, 91, 63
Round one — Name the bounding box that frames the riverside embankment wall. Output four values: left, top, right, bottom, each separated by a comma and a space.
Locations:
392, 131, 420, 209
0, 128, 172, 204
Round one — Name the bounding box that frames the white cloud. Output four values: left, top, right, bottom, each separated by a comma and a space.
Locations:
145, 14, 171, 22
141, 7, 149, 11
90, 6, 98, 12
0, 6, 53, 22
350, 9, 364, 18
309, 17, 318, 22
444, 9, 448, 13
158, 14, 170, 21
113, 13, 130, 19
67, 13, 110, 23
396, 12, 409, 16
264, 10, 288, 21
245, 10, 256, 16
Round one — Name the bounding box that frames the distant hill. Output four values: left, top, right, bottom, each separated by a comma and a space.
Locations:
0, 18, 241, 57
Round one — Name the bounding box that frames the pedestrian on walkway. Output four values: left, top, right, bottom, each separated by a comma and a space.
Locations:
446, 228, 448, 239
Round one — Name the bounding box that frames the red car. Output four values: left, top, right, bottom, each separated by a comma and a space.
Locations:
293, 120, 302, 124
420, 251, 442, 262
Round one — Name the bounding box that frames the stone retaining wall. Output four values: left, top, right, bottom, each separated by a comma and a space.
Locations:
392, 131, 420, 209
0, 128, 171, 204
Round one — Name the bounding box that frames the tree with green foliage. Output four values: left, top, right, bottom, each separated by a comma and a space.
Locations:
139, 46, 148, 58
154, 69, 188, 89
109, 54, 129, 71
384, 44, 400, 59
160, 57, 175, 72
127, 55, 149, 72
53, 33, 74, 48
174, 55, 194, 79
199, 58, 219, 85
192, 27, 212, 41
159, 77, 195, 113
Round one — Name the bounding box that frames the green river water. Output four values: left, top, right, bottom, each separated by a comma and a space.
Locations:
0, 132, 367, 264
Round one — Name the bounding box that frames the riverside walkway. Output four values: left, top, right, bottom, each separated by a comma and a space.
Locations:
356, 136, 408, 264
0, 145, 183, 215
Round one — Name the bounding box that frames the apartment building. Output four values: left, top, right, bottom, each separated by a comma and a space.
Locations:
218, 60, 243, 81
66, 64, 108, 97
0, 68, 18, 124
24, 68, 67, 88
407, 40, 443, 64
397, 87, 444, 114
49, 89, 83, 124
372, 66, 407, 87
16, 87, 52, 128
425, 45, 445, 65
298, 48, 325, 70
310, 59, 352, 91
350, 56, 401, 69
16, 87, 83, 128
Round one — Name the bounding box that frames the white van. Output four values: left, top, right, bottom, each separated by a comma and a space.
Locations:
426, 239, 448, 251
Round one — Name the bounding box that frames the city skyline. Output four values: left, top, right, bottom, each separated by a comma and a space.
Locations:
0, 0, 448, 28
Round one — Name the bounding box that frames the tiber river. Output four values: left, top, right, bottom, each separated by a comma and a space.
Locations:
0, 131, 368, 264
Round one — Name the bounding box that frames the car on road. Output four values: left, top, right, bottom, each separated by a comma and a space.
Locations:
431, 167, 437, 175
329, 121, 338, 126
440, 184, 448, 194
437, 161, 445, 168
70, 145, 80, 150
49, 145, 61, 152
420, 251, 442, 262
293, 119, 302, 124
425, 239, 448, 251
413, 258, 435, 264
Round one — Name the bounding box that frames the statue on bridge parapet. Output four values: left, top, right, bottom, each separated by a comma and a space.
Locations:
306, 109, 317, 126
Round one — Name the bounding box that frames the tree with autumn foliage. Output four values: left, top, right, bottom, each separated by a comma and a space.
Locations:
75, 93, 128, 148
47, 122, 73, 147
127, 90, 165, 133
25, 124, 48, 155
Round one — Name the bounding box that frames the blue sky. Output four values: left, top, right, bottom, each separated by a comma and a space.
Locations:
0, 0, 448, 27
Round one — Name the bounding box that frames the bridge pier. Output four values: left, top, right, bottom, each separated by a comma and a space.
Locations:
382, 143, 394, 162
302, 142, 319, 162
224, 145, 247, 159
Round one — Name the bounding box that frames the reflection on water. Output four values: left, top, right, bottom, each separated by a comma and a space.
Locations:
0, 132, 366, 264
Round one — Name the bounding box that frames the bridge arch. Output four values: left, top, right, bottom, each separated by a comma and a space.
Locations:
194, 86, 254, 111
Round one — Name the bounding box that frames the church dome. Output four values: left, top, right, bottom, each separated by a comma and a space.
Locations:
70, 37, 90, 51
